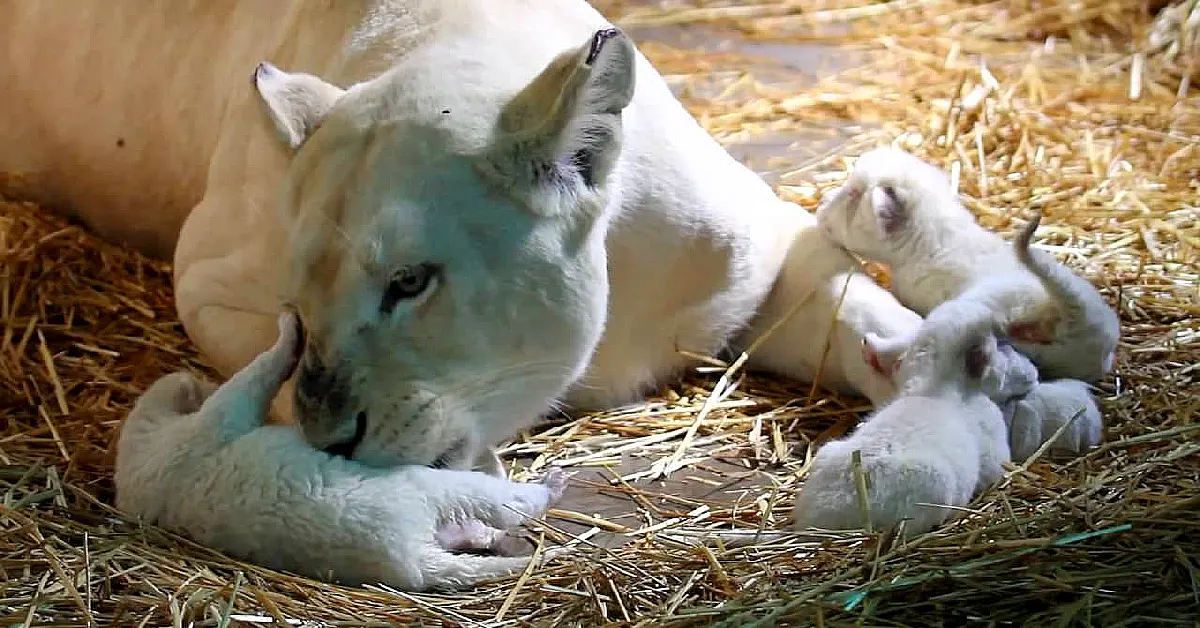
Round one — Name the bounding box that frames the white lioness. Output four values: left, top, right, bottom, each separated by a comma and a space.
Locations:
1, 1, 921, 472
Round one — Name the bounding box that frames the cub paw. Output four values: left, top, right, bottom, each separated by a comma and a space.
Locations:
539, 468, 572, 503
435, 519, 507, 552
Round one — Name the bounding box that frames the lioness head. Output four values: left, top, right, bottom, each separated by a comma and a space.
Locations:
252, 29, 637, 468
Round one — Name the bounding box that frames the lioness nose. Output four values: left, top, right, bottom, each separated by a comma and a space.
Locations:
294, 354, 349, 418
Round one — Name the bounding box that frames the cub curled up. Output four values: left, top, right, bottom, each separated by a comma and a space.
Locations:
1002, 378, 1103, 462
792, 298, 1012, 538
866, 329, 1103, 463
115, 311, 566, 592
816, 147, 1120, 383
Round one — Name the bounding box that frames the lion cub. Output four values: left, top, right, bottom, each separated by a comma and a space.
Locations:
863, 331, 1040, 407
816, 147, 1119, 383
115, 312, 565, 592
1002, 378, 1103, 462
792, 298, 1011, 538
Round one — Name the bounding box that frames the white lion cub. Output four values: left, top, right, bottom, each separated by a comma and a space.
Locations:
1002, 378, 1103, 462
115, 311, 566, 592
793, 298, 1011, 538
862, 332, 1039, 406
817, 147, 1119, 383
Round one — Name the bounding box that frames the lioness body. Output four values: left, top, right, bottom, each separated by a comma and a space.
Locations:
3, 1, 919, 468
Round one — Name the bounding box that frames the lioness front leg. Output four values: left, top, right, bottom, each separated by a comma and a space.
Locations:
739, 218, 922, 406
173, 192, 298, 422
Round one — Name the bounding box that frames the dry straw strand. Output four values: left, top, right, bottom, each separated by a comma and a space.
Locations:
2, 0, 1198, 625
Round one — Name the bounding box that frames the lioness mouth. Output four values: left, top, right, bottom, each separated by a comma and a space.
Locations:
324, 411, 367, 459
430, 438, 469, 470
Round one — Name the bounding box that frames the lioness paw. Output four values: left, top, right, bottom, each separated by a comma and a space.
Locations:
1005, 380, 1103, 461
1005, 399, 1043, 461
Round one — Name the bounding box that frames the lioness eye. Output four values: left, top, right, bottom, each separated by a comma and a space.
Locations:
382, 263, 437, 313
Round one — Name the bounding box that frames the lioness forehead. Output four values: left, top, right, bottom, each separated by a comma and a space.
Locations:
278, 121, 505, 317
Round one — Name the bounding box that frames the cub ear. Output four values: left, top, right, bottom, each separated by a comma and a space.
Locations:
252, 62, 347, 150
495, 28, 637, 191
861, 332, 908, 379
869, 184, 907, 236
964, 333, 999, 381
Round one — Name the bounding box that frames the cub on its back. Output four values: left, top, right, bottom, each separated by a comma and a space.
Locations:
115, 312, 566, 592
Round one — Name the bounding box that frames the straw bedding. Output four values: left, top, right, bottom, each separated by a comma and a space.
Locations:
2, 1, 1197, 626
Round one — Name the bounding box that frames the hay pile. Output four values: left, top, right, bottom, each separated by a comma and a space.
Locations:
2, 1, 1197, 625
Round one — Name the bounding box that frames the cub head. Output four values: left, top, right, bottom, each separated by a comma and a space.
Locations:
861, 330, 912, 382
888, 299, 1002, 398
815, 147, 967, 263
252, 29, 637, 468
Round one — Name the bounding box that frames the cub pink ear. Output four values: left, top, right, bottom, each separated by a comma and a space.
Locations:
861, 337, 886, 376
869, 184, 906, 235
861, 333, 904, 379
1006, 320, 1055, 344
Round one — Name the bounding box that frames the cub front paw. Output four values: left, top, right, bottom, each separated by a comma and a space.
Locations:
539, 467, 572, 503
435, 519, 507, 552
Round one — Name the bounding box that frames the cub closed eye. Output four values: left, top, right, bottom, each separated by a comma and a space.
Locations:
381, 263, 439, 313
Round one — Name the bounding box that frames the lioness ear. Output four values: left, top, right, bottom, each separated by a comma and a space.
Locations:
252, 62, 346, 150
497, 28, 637, 188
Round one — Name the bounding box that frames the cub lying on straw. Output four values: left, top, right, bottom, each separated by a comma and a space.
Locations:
115, 311, 566, 591
816, 147, 1120, 383
793, 298, 1011, 538
1002, 378, 1103, 462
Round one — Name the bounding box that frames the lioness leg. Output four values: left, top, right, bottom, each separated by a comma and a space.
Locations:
174, 255, 278, 376
737, 220, 922, 406
173, 191, 296, 421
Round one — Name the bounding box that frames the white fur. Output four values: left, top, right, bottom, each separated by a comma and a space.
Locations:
180, 11, 925, 469
864, 333, 1040, 405
815, 146, 1033, 315
816, 147, 1119, 383
114, 312, 566, 592
983, 340, 1040, 402
737, 212, 924, 406
5, 2, 925, 474
1005, 211, 1121, 382
1001, 378, 1103, 462
793, 298, 1012, 537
